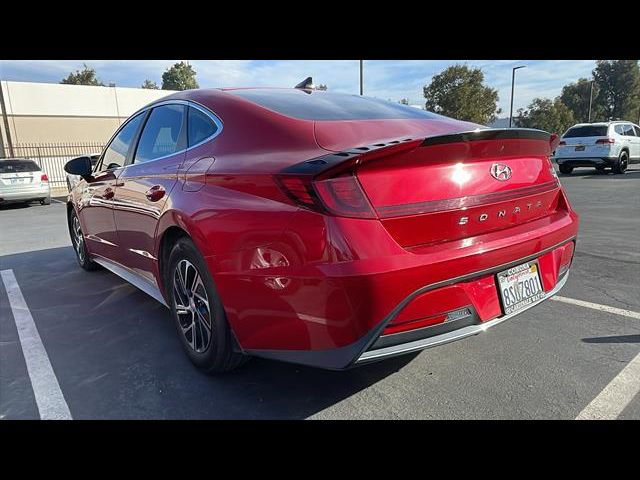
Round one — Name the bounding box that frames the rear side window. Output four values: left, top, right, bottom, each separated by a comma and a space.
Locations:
614, 124, 625, 135
229, 89, 440, 121
564, 125, 609, 137
622, 124, 636, 136
134, 104, 186, 163
188, 107, 219, 147
0, 159, 40, 173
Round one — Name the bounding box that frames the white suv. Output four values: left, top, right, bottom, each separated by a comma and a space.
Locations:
555, 121, 640, 174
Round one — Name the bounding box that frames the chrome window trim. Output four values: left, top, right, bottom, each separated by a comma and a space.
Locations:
96, 99, 224, 171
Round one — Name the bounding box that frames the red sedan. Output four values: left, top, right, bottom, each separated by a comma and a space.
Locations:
64, 86, 579, 372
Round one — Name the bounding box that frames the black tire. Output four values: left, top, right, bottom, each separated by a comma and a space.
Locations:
41, 196, 51, 205
167, 237, 247, 373
612, 150, 629, 174
68, 209, 99, 271
559, 165, 573, 175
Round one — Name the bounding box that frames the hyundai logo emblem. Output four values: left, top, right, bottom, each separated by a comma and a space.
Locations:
490, 163, 512, 181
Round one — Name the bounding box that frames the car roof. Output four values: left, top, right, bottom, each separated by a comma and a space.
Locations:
570, 121, 634, 127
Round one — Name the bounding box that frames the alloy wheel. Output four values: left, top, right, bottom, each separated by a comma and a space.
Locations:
173, 259, 212, 353
72, 215, 85, 263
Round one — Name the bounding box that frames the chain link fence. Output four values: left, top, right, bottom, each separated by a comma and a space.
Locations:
1, 142, 105, 187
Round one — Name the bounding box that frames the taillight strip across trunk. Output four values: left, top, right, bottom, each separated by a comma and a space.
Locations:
376, 179, 560, 218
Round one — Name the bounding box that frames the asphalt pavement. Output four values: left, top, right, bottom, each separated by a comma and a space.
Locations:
1, 167, 639, 419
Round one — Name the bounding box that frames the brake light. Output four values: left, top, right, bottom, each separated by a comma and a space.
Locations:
596, 138, 615, 144
40, 173, 49, 182
277, 176, 316, 210
276, 174, 377, 219
313, 175, 376, 219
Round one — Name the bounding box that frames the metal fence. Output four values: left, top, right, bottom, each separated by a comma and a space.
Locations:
1, 142, 105, 187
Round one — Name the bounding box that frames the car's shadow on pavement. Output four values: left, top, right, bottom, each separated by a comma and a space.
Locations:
0, 246, 417, 419
0, 202, 41, 211
582, 335, 640, 344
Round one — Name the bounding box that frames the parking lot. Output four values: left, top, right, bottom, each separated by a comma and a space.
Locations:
1, 167, 639, 420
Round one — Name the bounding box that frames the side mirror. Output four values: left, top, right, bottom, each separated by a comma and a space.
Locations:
64, 156, 93, 177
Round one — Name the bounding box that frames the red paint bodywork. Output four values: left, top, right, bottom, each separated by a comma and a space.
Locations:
69, 88, 579, 368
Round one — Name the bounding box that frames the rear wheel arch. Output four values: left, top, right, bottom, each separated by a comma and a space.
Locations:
158, 225, 192, 290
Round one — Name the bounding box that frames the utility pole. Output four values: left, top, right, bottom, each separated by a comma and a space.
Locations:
0, 80, 14, 157
588, 80, 594, 123
359, 60, 363, 96
509, 66, 526, 128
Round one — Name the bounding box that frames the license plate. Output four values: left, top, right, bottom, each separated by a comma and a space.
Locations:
497, 262, 545, 315
575, 145, 585, 151
10, 178, 26, 184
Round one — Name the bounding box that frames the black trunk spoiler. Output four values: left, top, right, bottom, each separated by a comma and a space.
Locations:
282, 128, 558, 178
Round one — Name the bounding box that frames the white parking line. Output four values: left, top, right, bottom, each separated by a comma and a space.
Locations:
576, 351, 640, 420
1, 269, 72, 420
551, 296, 640, 320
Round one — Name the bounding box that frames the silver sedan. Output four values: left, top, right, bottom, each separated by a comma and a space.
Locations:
0, 158, 51, 206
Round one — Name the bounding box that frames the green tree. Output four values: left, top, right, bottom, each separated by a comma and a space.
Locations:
161, 62, 199, 91
515, 98, 575, 135
60, 63, 104, 86
592, 60, 640, 121
423, 65, 501, 124
141, 79, 159, 89
560, 78, 605, 123
398, 98, 409, 105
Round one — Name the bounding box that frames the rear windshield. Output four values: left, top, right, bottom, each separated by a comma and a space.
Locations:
229, 89, 441, 121
0, 159, 40, 173
563, 125, 608, 138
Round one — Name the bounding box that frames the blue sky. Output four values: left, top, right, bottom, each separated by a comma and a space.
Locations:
0, 60, 597, 116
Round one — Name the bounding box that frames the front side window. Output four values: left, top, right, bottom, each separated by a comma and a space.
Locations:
634, 125, 640, 137
134, 104, 186, 163
188, 106, 219, 147
100, 112, 145, 171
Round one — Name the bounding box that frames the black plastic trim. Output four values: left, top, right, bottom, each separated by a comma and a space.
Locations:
420, 128, 550, 147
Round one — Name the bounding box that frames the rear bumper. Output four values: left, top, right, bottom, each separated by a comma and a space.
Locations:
556, 157, 617, 167
0, 185, 51, 202
356, 269, 569, 365
240, 230, 577, 370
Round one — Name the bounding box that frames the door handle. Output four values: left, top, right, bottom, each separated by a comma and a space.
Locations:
102, 187, 115, 200
145, 185, 166, 202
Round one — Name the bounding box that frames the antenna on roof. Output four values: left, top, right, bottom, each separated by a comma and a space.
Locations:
294, 77, 314, 90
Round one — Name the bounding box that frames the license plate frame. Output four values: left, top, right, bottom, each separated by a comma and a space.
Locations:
496, 261, 545, 316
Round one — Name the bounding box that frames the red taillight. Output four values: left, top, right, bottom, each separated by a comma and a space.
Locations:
558, 140, 566, 146
595, 138, 615, 144
313, 175, 376, 219
276, 174, 377, 219
277, 176, 317, 210
40, 173, 49, 182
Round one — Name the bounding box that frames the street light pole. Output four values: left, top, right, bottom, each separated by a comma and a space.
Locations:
509, 65, 526, 128
359, 60, 363, 95
588, 80, 594, 123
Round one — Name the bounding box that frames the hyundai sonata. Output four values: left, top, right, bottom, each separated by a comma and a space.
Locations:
64, 85, 579, 372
